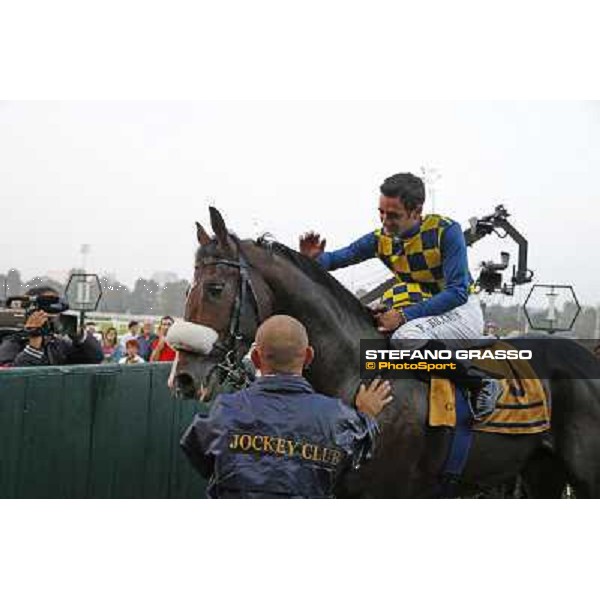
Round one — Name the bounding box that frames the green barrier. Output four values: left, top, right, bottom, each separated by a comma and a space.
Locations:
0, 363, 208, 498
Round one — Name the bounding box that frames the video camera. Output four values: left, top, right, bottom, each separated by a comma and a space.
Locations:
0, 294, 78, 340
478, 251, 510, 294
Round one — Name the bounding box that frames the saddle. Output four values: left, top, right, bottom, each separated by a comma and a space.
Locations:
429, 340, 550, 435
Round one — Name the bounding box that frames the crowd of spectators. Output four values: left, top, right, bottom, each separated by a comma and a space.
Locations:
96, 315, 176, 364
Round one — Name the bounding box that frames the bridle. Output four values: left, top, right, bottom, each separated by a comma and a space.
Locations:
193, 245, 265, 391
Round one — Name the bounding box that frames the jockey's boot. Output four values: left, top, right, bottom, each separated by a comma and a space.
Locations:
462, 365, 503, 421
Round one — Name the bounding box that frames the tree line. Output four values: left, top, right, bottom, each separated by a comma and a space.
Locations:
3, 268, 599, 336
0, 269, 189, 317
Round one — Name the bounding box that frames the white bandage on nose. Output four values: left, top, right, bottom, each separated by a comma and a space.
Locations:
166, 321, 219, 355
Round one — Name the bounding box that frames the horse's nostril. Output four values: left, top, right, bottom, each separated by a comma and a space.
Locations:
174, 373, 196, 399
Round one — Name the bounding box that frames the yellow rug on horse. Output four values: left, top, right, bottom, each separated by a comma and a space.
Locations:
429, 341, 550, 434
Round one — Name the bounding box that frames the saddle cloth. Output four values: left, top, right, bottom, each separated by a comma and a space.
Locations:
429, 341, 551, 435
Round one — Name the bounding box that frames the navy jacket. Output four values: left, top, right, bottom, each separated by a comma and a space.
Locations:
180, 374, 378, 498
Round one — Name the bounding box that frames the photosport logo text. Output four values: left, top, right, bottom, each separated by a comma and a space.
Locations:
360, 339, 534, 379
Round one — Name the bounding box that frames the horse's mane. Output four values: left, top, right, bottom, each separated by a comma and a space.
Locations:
194, 234, 376, 325
257, 238, 375, 324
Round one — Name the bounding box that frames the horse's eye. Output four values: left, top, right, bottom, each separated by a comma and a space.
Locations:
205, 282, 225, 298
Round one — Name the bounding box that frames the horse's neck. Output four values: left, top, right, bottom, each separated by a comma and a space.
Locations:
251, 247, 378, 401
292, 303, 371, 402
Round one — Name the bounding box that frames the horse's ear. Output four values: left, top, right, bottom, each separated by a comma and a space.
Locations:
196, 222, 211, 246
209, 206, 232, 250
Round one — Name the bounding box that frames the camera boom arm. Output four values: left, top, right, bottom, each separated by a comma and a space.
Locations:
463, 204, 533, 288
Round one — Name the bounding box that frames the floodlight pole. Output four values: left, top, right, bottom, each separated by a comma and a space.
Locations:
420, 167, 441, 213
80, 244, 90, 272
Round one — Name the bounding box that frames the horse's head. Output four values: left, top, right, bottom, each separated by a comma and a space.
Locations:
169, 207, 272, 400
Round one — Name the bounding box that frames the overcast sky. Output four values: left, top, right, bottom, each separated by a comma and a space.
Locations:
1, 101, 599, 305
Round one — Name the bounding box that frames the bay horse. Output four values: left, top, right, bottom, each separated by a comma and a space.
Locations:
173, 207, 600, 498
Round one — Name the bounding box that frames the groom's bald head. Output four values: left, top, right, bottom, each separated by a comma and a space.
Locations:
252, 315, 313, 374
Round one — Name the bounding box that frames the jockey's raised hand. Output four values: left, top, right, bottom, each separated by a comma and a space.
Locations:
299, 231, 326, 259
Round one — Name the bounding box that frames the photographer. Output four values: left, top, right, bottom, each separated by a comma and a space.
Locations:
0, 286, 103, 367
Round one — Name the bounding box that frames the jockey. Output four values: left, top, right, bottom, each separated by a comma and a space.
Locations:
299, 172, 501, 418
